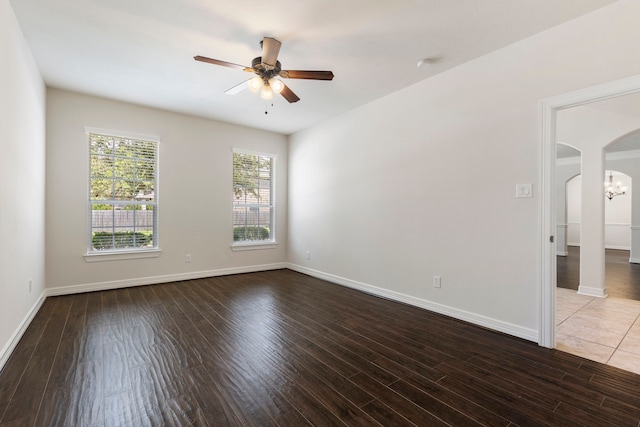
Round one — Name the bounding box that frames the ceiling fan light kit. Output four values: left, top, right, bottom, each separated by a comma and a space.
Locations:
248, 77, 263, 92
248, 76, 284, 100
260, 84, 273, 100
195, 37, 334, 105
269, 78, 284, 93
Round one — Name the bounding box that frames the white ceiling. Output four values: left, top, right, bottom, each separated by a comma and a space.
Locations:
10, 0, 617, 135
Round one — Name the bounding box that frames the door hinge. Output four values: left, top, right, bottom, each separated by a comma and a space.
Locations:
550, 235, 554, 243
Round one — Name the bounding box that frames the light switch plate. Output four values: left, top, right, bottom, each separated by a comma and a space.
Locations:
516, 184, 533, 198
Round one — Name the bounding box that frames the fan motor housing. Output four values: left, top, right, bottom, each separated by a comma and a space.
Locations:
252, 57, 282, 78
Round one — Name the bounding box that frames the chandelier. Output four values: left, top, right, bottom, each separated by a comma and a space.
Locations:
604, 171, 628, 200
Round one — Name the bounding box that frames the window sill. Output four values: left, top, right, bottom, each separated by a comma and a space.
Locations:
231, 242, 278, 252
84, 249, 162, 262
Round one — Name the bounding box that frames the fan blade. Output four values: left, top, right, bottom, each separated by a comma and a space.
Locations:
194, 55, 253, 72
225, 80, 249, 95
280, 70, 334, 80
280, 84, 300, 103
261, 37, 281, 70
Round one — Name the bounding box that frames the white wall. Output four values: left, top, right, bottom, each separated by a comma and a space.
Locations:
555, 156, 580, 255
46, 89, 288, 292
604, 170, 633, 249
606, 153, 640, 262
566, 174, 582, 246
0, 0, 46, 368
288, 0, 640, 341
565, 173, 632, 249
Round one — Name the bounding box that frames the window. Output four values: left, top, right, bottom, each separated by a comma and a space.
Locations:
88, 131, 158, 253
232, 150, 275, 246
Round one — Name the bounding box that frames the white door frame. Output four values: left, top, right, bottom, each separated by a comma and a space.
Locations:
539, 74, 640, 348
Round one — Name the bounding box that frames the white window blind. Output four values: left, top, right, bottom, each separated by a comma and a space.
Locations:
88, 132, 158, 252
233, 150, 275, 243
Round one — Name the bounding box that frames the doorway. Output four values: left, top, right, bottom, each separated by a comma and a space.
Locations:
540, 74, 640, 349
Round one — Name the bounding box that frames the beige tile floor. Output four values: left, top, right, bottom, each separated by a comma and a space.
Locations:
556, 287, 640, 374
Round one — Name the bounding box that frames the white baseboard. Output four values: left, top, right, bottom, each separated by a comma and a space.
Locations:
287, 263, 538, 343
556, 251, 568, 256
578, 285, 608, 298
2, 263, 287, 371
566, 244, 632, 251
8, 261, 537, 374
46, 262, 288, 296
0, 291, 46, 373
630, 258, 640, 264
606, 245, 631, 251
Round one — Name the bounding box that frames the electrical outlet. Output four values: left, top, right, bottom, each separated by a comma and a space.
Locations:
185, 254, 192, 263
29, 279, 32, 293
433, 276, 441, 288
306, 251, 311, 260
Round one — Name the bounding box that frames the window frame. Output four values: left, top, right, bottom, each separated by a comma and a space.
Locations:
231, 148, 277, 251
84, 127, 161, 260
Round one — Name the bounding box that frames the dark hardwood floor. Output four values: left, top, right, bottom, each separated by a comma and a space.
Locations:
2, 269, 640, 426
557, 246, 640, 300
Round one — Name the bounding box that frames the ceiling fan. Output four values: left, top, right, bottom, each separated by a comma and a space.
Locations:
194, 37, 334, 103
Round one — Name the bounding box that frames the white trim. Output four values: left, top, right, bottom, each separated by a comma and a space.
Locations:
232, 149, 277, 247
84, 248, 162, 262
2, 264, 284, 366
288, 264, 537, 342
564, 244, 631, 250
556, 156, 581, 166
556, 251, 568, 256
539, 94, 556, 349
606, 149, 640, 161
563, 148, 640, 163
85, 126, 161, 143
0, 291, 46, 373
231, 242, 278, 251
629, 258, 640, 264
606, 245, 631, 251
86, 130, 160, 254
578, 285, 608, 298
540, 74, 640, 349
8, 263, 538, 371
542, 75, 640, 110
232, 147, 278, 160
47, 263, 287, 296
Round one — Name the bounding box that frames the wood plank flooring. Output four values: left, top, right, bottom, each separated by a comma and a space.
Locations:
557, 247, 640, 300
1, 269, 640, 426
